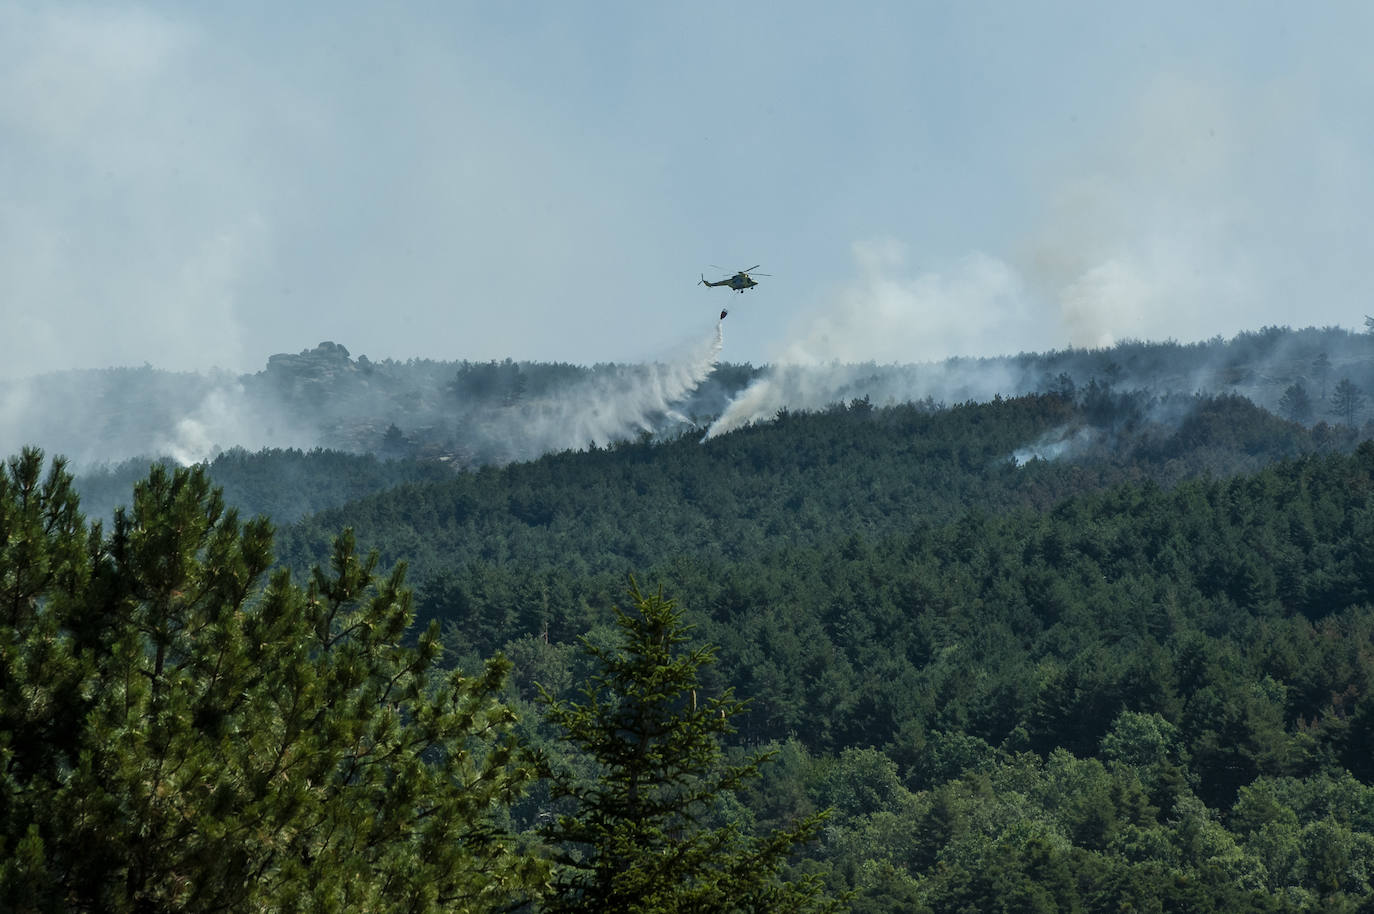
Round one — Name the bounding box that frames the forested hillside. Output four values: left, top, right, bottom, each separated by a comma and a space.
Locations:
74, 447, 459, 524
17, 326, 1374, 910
261, 388, 1374, 910
274, 389, 1352, 638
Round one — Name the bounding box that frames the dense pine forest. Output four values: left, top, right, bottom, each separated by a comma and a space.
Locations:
9, 326, 1374, 910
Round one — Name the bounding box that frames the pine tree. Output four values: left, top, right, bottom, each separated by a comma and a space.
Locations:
1277, 382, 1313, 424
1330, 377, 1365, 428
536, 581, 836, 913
0, 449, 544, 912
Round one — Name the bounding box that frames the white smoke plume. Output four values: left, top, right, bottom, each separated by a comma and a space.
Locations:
0, 369, 313, 471
1020, 72, 1365, 349
706, 71, 1373, 441
151, 380, 311, 465
705, 244, 1032, 439
1, 322, 726, 472
505, 320, 723, 455
1011, 426, 1100, 467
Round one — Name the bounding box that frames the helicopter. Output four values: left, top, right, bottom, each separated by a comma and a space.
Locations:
699, 264, 770, 293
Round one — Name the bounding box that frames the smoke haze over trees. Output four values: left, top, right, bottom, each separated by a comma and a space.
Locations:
3, 325, 1373, 481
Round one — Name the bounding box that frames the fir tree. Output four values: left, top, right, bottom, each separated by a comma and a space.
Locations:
536, 582, 836, 913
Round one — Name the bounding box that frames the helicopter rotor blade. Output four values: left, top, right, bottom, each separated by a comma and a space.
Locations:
741, 264, 761, 273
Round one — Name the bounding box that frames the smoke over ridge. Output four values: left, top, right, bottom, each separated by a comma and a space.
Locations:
0, 322, 727, 471
493, 320, 723, 457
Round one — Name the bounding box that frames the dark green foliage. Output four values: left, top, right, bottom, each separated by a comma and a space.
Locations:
25, 338, 1374, 911
266, 390, 1374, 909
76, 446, 458, 526
277, 391, 1340, 642
0, 449, 542, 912
536, 583, 835, 913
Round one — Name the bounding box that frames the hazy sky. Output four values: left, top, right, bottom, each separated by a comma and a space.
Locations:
4, 1, 1372, 379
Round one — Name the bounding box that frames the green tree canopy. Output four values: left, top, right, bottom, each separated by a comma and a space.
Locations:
0, 449, 543, 913
536, 582, 836, 913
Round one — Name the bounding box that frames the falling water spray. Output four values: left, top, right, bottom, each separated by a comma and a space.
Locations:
499, 319, 725, 455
